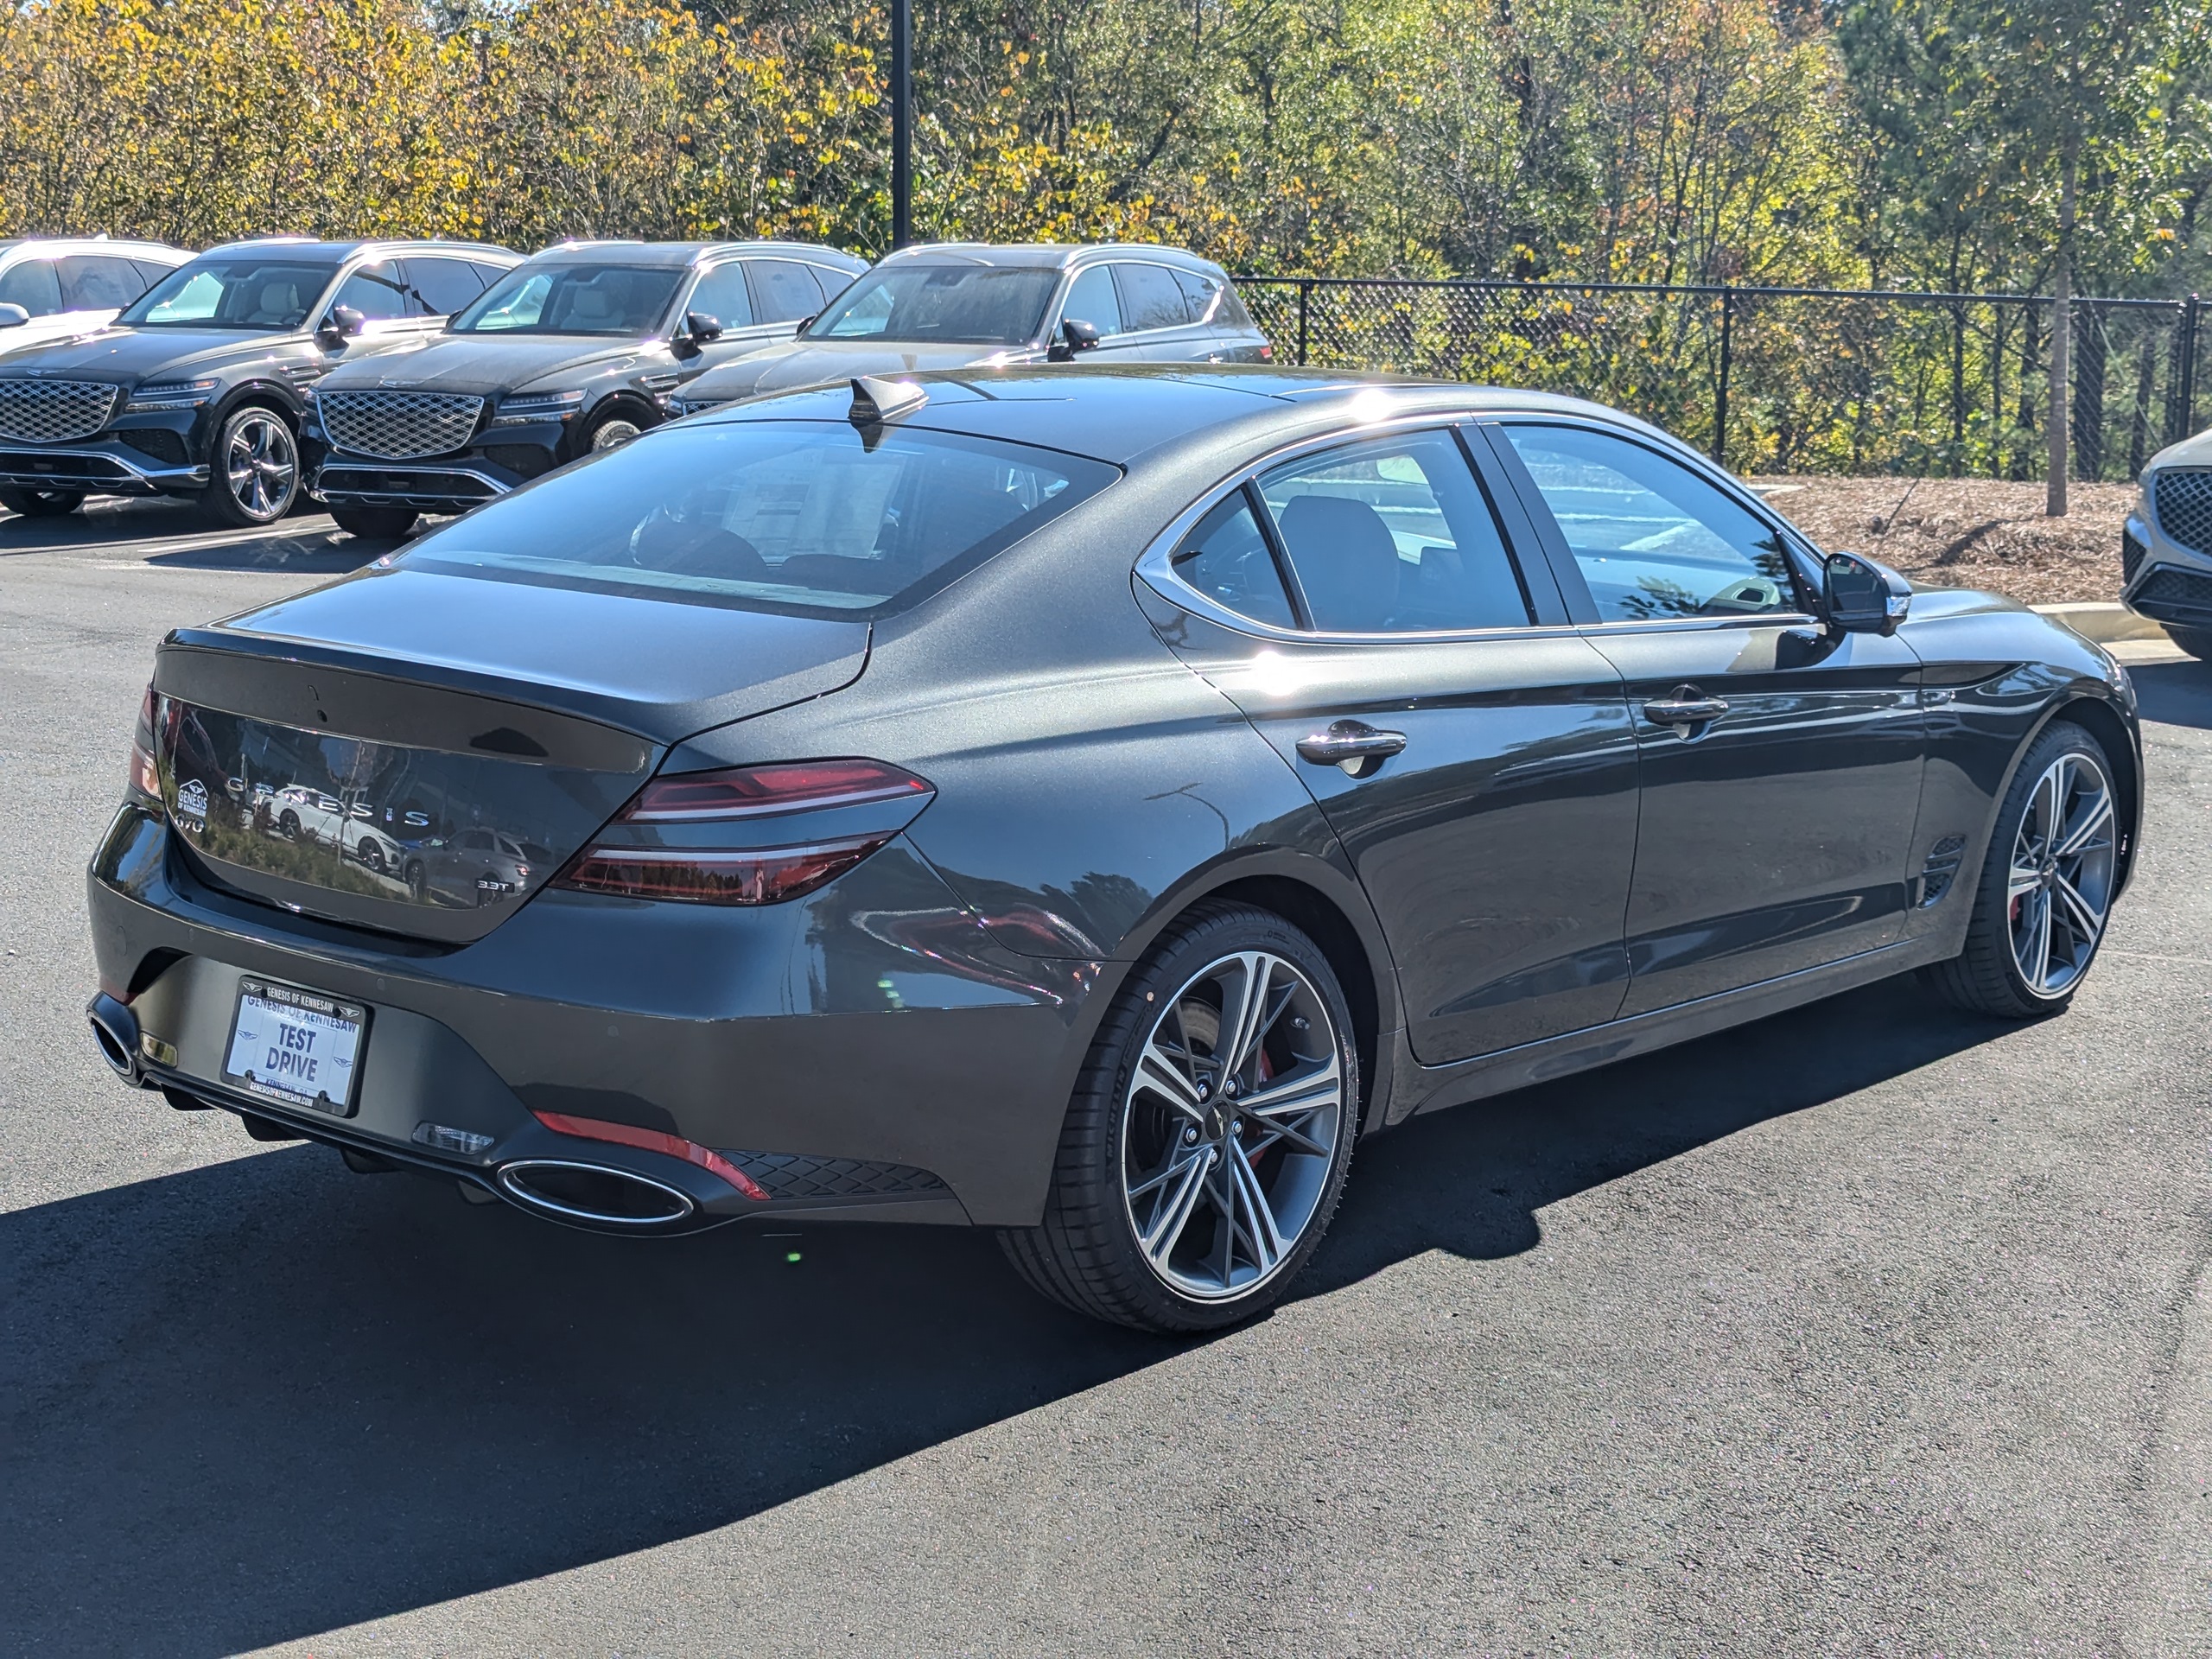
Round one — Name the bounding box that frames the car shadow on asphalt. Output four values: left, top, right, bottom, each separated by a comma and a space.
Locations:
0, 976, 2005, 1655
2128, 657, 2212, 731
0, 496, 393, 574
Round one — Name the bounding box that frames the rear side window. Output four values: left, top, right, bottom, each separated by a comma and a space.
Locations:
1113, 264, 1189, 332
1171, 492, 1296, 629
398, 419, 1119, 616
56, 255, 146, 310
686, 263, 755, 328
1502, 424, 1801, 622
333, 260, 418, 321
404, 257, 489, 316
1172, 270, 1225, 326
1259, 432, 1531, 632
1060, 265, 1124, 336
0, 259, 62, 315
746, 259, 824, 324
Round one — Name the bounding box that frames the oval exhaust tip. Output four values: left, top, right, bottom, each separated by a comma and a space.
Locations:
496, 1160, 696, 1229
87, 1000, 139, 1081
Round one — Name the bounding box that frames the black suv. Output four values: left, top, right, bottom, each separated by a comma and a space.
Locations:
304, 239, 867, 537
0, 238, 519, 526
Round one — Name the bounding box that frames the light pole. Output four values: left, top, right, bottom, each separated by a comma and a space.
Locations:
891, 0, 912, 249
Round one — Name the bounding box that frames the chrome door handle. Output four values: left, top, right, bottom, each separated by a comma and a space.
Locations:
1297, 719, 1408, 772
1641, 693, 1730, 727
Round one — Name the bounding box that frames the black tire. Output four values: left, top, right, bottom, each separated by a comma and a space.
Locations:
330, 505, 417, 539
582, 406, 651, 454
200, 405, 301, 528
0, 486, 86, 518
278, 810, 300, 841
2164, 624, 2212, 662
1000, 902, 1361, 1334
1923, 721, 2120, 1019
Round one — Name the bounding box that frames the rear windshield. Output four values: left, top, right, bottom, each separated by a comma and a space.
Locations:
806, 265, 1061, 346
118, 259, 337, 329
450, 264, 684, 336
395, 417, 1118, 615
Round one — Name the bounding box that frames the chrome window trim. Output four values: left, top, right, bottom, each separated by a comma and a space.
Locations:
1135, 410, 1575, 645
1050, 258, 1221, 346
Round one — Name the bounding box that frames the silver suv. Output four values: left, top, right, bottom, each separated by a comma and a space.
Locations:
0, 238, 192, 359
2125, 429, 2212, 658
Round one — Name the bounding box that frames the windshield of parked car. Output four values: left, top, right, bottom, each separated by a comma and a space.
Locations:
395, 418, 1118, 615
805, 265, 1061, 346
117, 259, 338, 330
448, 264, 684, 336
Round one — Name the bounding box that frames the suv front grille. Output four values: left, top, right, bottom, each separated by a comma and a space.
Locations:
318, 391, 484, 460
2154, 469, 2212, 558
0, 378, 119, 443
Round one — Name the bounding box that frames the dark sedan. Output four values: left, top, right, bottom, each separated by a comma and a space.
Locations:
86, 369, 2140, 1332
305, 240, 867, 538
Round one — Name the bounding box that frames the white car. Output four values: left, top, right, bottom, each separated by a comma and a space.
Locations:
2124, 427, 2212, 660
0, 238, 193, 358
263, 783, 403, 874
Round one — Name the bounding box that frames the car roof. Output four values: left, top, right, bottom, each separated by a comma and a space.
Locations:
195, 238, 521, 264
873, 243, 1230, 277
700, 364, 1663, 469
0, 237, 191, 259
523, 239, 868, 271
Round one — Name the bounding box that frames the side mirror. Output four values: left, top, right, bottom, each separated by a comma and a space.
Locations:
671, 310, 723, 359
792, 313, 817, 337
1823, 550, 1912, 636
1048, 318, 1102, 362
315, 304, 366, 348
0, 303, 27, 329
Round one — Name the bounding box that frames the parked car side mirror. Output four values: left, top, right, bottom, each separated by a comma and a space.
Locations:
1823, 550, 1912, 636
0, 303, 27, 329
315, 304, 366, 348
671, 310, 724, 359
1048, 318, 1103, 362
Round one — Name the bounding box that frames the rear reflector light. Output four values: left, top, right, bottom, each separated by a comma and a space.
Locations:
557, 836, 889, 906
129, 682, 160, 799
621, 759, 930, 822
531, 1109, 768, 1201
552, 759, 931, 906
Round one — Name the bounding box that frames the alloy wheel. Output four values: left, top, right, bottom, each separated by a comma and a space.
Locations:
225, 413, 297, 519
1120, 950, 1344, 1301
590, 418, 642, 452
2007, 750, 2116, 998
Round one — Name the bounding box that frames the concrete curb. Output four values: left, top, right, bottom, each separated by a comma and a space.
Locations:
2031, 601, 2170, 644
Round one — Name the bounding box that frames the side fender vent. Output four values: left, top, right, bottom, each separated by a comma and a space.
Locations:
1918, 835, 1967, 907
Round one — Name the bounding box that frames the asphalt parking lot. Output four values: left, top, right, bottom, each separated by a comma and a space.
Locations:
5, 497, 2212, 1657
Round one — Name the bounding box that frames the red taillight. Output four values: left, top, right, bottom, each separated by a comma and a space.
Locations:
129, 682, 160, 799
557, 836, 890, 906
622, 759, 929, 822
531, 1109, 769, 1201
1258, 342, 1274, 362
551, 759, 932, 907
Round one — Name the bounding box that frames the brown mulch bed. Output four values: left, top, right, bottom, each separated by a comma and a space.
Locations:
1747, 475, 2136, 607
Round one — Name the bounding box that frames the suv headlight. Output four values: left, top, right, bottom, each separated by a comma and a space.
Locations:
488, 389, 585, 428
124, 378, 218, 412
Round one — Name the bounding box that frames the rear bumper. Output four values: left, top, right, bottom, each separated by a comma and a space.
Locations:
88, 801, 1109, 1228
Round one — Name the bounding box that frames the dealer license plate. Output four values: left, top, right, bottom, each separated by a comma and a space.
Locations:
221, 977, 368, 1116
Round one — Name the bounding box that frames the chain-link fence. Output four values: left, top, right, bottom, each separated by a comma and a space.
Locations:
1236, 276, 2209, 480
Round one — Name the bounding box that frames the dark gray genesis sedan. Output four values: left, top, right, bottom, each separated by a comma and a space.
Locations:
87, 367, 2141, 1332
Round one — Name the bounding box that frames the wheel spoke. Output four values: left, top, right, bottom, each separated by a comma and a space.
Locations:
1138, 1147, 1211, 1267
2052, 871, 2103, 944
2029, 766, 2061, 858
1239, 1053, 1342, 1124
1135, 1033, 1207, 1121
2019, 888, 2053, 989
1227, 1141, 1285, 1275
2006, 863, 2042, 903
2056, 790, 2113, 858
1214, 953, 1274, 1082
1128, 1144, 1205, 1204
